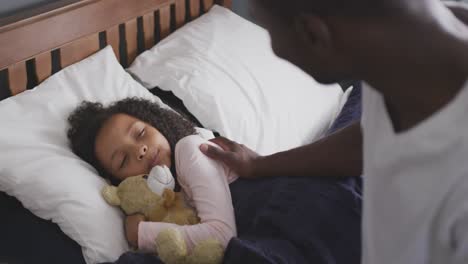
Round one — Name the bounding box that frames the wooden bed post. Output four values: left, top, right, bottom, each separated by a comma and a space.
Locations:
216, 0, 232, 9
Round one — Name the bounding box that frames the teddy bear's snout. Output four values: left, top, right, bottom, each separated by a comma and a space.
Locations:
146, 165, 175, 196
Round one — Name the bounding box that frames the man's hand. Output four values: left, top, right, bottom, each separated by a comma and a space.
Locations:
125, 214, 146, 248
199, 136, 262, 179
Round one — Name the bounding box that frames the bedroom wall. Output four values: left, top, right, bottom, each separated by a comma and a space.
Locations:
0, 0, 60, 18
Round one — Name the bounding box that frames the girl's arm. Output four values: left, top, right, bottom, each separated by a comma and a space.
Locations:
137, 135, 237, 252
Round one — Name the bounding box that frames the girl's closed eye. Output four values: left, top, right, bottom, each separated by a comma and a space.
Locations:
120, 155, 127, 169
73, 99, 193, 182
138, 127, 145, 138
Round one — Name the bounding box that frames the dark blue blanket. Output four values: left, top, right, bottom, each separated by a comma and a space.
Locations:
105, 83, 363, 264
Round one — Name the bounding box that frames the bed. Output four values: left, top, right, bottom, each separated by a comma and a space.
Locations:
0, 0, 231, 94
0, 0, 362, 263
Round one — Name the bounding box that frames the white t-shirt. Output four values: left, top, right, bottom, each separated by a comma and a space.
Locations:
361, 81, 468, 264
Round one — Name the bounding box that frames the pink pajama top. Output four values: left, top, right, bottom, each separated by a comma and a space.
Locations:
137, 135, 238, 252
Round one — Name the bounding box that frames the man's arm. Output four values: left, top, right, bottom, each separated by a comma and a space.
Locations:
200, 121, 362, 178
255, 122, 362, 178
200, 2, 466, 180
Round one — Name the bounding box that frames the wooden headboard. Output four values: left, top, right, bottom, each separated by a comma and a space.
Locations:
0, 0, 231, 101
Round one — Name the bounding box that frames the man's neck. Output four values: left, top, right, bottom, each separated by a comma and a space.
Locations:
358, 2, 468, 133
371, 68, 467, 133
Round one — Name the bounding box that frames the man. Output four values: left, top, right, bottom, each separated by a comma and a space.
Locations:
201, 0, 468, 263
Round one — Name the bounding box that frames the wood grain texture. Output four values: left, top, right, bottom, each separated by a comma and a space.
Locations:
159, 5, 171, 39
125, 18, 138, 64
0, 0, 233, 71
203, 0, 214, 11
0, 0, 233, 101
189, 0, 200, 19
106, 25, 120, 61
8, 61, 27, 95
0, 0, 174, 70
216, 0, 232, 8
60, 33, 100, 68
175, 0, 186, 28
0, 0, 80, 28
143, 12, 155, 49
34, 51, 52, 83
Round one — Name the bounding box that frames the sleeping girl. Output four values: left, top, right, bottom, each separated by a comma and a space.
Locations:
67, 96, 362, 263
66, 97, 237, 253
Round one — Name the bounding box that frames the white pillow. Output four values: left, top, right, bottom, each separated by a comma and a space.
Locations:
128, 5, 347, 155
0, 46, 211, 264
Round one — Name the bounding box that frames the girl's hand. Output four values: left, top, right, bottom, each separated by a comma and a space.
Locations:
125, 214, 146, 248
199, 136, 262, 179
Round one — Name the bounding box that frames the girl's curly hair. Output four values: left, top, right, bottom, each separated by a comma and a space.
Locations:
67, 97, 196, 185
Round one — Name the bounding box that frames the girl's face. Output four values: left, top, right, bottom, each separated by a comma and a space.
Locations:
94, 113, 172, 181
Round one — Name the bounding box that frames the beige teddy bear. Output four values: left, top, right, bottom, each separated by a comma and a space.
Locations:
102, 166, 224, 264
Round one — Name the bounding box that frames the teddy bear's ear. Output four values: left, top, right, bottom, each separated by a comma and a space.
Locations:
101, 186, 121, 206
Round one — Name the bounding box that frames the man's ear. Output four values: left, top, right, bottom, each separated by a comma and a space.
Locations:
294, 13, 332, 55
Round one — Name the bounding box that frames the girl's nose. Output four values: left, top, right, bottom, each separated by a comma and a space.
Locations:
137, 145, 148, 160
